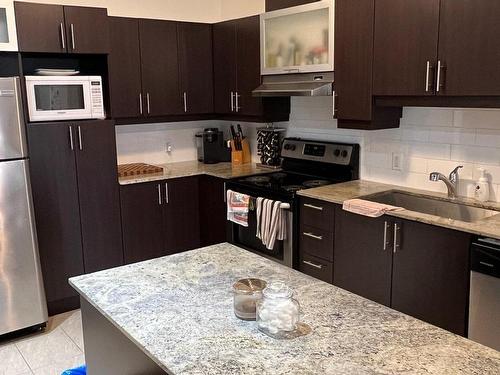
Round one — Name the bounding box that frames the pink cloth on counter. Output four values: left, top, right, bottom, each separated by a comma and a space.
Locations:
227, 190, 250, 227
342, 199, 403, 218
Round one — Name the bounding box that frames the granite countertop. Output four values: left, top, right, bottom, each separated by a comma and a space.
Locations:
118, 161, 278, 185
70, 243, 500, 375
298, 180, 500, 240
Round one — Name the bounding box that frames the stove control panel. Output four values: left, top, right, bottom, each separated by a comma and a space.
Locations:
282, 138, 355, 165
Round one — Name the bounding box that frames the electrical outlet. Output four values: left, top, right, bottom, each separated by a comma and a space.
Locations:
392, 152, 403, 171
166, 142, 173, 153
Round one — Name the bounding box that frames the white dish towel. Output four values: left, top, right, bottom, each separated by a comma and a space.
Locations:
256, 197, 287, 250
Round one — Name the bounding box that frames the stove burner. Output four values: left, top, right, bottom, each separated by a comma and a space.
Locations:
282, 185, 304, 193
271, 172, 288, 180
302, 180, 331, 188
245, 175, 272, 184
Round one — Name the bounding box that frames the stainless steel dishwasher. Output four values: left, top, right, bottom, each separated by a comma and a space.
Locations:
468, 237, 500, 351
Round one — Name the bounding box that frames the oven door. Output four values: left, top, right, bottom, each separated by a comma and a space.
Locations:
25, 78, 92, 122
229, 203, 294, 268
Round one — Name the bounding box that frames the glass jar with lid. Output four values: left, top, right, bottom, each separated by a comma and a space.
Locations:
256, 280, 300, 339
233, 278, 267, 321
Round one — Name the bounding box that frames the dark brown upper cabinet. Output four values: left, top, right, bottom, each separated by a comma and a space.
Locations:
177, 22, 214, 114
334, 0, 402, 130
213, 16, 290, 121
108, 17, 216, 121
438, 0, 500, 96
374, 0, 500, 98
15, 2, 108, 54
213, 19, 237, 115
108, 17, 142, 119
139, 19, 182, 117
373, 0, 440, 96
266, 0, 320, 11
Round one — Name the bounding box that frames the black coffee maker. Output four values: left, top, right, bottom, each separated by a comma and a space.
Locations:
195, 128, 231, 164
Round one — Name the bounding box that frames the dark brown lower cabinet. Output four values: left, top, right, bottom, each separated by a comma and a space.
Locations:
334, 211, 393, 306
120, 176, 200, 263
199, 175, 227, 246
120, 182, 165, 264
391, 220, 470, 336
334, 207, 471, 335
28, 120, 123, 315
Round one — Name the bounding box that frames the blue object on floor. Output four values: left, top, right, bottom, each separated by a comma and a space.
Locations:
61, 365, 86, 375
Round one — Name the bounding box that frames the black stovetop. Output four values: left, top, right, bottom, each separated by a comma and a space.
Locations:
227, 171, 346, 201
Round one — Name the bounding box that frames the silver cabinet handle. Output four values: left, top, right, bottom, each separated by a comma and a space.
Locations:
436, 60, 443, 93
230, 91, 234, 112
425, 61, 431, 92
77, 126, 83, 151
235, 92, 240, 112
60, 23, 66, 50
303, 232, 323, 241
393, 223, 400, 253
68, 126, 74, 150
183, 92, 188, 113
70, 24, 75, 50
146, 93, 151, 114
383, 221, 389, 251
223, 182, 227, 202
332, 92, 338, 118
303, 260, 323, 270
303, 203, 323, 211
165, 182, 169, 204
139, 93, 143, 115
157, 184, 162, 205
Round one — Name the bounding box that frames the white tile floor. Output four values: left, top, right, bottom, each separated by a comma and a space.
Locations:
0, 310, 85, 375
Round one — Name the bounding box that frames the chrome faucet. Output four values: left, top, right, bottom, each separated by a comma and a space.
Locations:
429, 166, 463, 198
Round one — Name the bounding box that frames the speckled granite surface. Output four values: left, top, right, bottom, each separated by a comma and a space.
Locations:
118, 161, 278, 185
298, 180, 500, 240
70, 243, 500, 375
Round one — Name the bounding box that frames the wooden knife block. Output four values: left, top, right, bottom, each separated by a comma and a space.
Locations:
230, 139, 251, 165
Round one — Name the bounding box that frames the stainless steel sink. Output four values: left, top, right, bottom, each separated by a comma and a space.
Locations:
361, 190, 500, 223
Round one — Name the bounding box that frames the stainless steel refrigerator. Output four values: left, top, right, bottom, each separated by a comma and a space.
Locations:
0, 77, 48, 336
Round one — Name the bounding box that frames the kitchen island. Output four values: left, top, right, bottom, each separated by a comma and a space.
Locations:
70, 243, 500, 375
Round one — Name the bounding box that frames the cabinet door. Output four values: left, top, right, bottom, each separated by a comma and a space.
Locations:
334, 0, 374, 121
334, 210, 393, 306
139, 19, 182, 117
213, 20, 237, 114
63, 6, 109, 54
392, 220, 470, 336
27, 123, 84, 306
177, 22, 213, 114
108, 17, 143, 119
164, 177, 200, 254
266, 0, 319, 11
199, 176, 227, 246
120, 182, 165, 264
235, 16, 263, 117
15, 2, 66, 53
438, 0, 500, 96
373, 0, 440, 96
74, 120, 123, 273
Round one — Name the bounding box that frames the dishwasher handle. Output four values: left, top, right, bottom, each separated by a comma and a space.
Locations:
471, 238, 500, 278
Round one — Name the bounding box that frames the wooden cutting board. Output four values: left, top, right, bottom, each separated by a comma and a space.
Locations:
118, 163, 163, 178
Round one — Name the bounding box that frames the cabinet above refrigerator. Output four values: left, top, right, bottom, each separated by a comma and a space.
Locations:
0, 1, 18, 51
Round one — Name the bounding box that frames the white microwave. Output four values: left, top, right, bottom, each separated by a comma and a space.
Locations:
25, 76, 105, 122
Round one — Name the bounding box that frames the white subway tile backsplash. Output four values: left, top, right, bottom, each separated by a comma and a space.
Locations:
401, 127, 430, 142
406, 157, 428, 174
454, 109, 500, 129
428, 127, 476, 145
401, 107, 454, 127
475, 129, 500, 147
426, 160, 474, 180
451, 145, 500, 166
408, 142, 451, 160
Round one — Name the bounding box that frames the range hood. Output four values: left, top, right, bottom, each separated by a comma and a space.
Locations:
253, 72, 334, 97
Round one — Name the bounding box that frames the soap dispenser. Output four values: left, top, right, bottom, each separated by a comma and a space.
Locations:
474, 168, 490, 202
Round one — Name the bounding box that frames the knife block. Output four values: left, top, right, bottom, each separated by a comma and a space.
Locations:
230, 139, 251, 165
